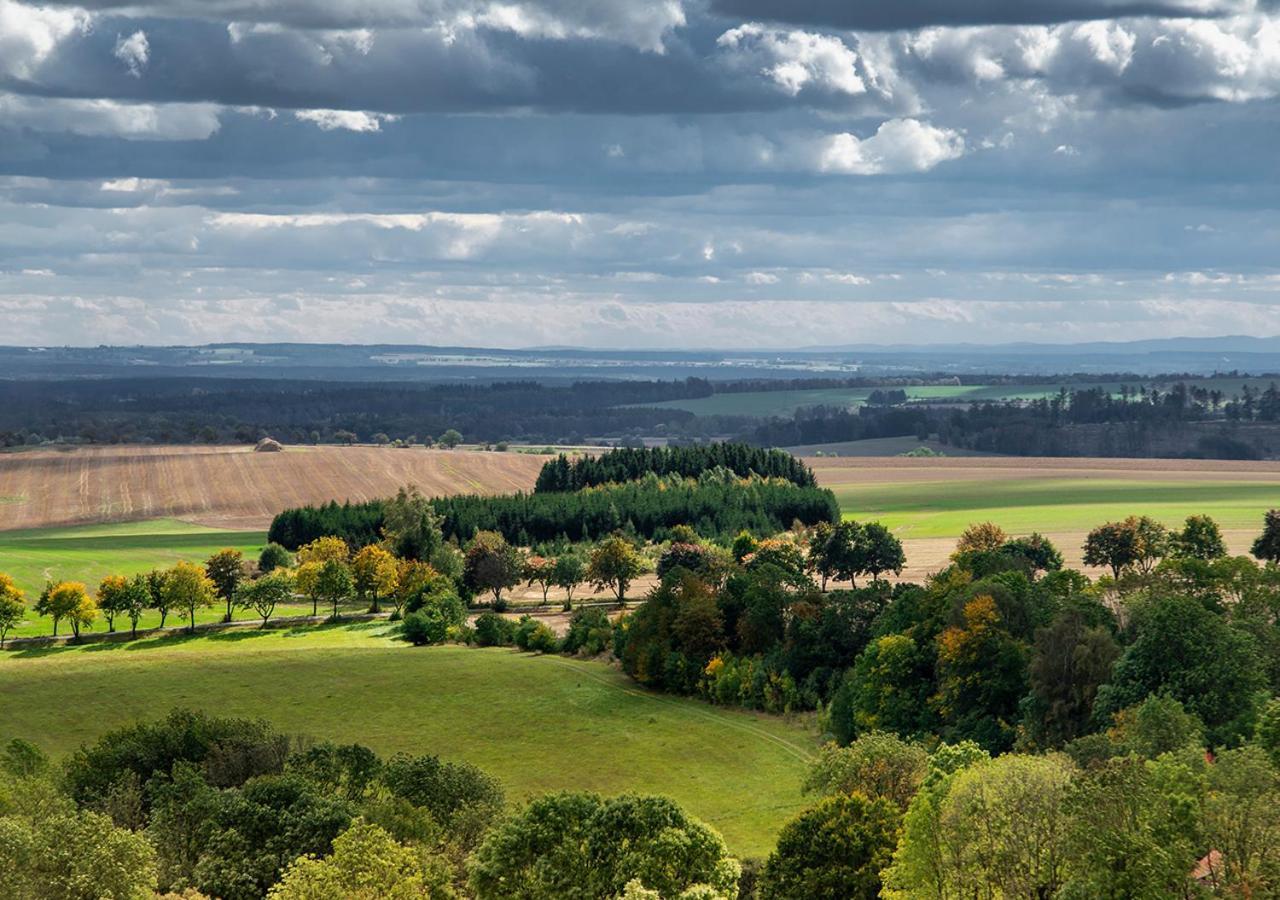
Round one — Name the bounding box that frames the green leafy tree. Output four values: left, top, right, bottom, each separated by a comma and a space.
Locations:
758, 792, 900, 900
1095, 593, 1265, 745
1253, 509, 1280, 564
890, 754, 1073, 899
809, 521, 864, 590
1084, 516, 1169, 579
0, 573, 25, 648
879, 741, 991, 899
381, 485, 444, 561
237, 570, 295, 627
1, 808, 158, 899
803, 732, 928, 811
468, 792, 740, 900
859, 522, 906, 583
258, 542, 293, 573
588, 535, 646, 605
1023, 608, 1121, 748
463, 531, 524, 606
268, 822, 454, 899
1083, 519, 1141, 579
846, 633, 939, 740
1107, 694, 1205, 759
1001, 533, 1064, 573
523, 555, 556, 604
1175, 514, 1227, 561
438, 429, 463, 449
1201, 745, 1280, 895
932, 595, 1029, 752
316, 558, 355, 619
1062, 752, 1205, 899
144, 568, 175, 628
552, 552, 587, 608
1255, 697, 1280, 766
163, 562, 217, 634
205, 548, 247, 622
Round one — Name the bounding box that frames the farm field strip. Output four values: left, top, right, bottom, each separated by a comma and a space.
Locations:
0, 626, 812, 856
0, 445, 546, 531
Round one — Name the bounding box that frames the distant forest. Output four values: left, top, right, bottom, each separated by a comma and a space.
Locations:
5, 373, 1280, 460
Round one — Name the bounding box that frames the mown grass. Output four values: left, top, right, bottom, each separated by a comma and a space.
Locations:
0, 625, 813, 856
0, 520, 269, 637
836, 478, 1280, 538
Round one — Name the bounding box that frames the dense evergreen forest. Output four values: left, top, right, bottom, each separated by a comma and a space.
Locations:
269, 475, 839, 549
533, 445, 816, 491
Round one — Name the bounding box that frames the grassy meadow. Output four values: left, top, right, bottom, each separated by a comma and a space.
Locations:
0, 519, 268, 637
0, 624, 813, 856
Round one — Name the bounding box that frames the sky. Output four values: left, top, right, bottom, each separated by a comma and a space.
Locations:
2, 0, 1280, 348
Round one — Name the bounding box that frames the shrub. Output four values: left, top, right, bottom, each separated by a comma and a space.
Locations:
402, 610, 446, 646
473, 612, 516, 647
561, 607, 613, 656
514, 616, 558, 652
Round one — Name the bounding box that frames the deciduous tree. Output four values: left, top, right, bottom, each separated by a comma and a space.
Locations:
1175, 514, 1227, 561
238, 570, 295, 628
352, 544, 399, 613
163, 562, 217, 634
758, 792, 900, 900
954, 522, 1008, 557
463, 531, 523, 607
0, 573, 25, 648
205, 549, 247, 622
587, 537, 646, 606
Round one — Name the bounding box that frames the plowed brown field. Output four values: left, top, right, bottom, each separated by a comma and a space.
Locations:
0, 445, 545, 531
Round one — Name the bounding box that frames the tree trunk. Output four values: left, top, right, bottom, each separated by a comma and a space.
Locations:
159, 610, 167, 628
188, 605, 196, 633
225, 598, 233, 623
52, 619, 58, 637
312, 597, 318, 617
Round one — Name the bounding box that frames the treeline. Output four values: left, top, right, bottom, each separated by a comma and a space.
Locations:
748, 405, 931, 447
269, 474, 840, 549
533, 444, 816, 492
0, 376, 714, 447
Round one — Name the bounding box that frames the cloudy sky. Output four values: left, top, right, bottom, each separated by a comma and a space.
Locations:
3, 0, 1280, 347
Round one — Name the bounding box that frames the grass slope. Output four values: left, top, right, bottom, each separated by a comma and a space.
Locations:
835, 478, 1280, 538
1, 520, 267, 637
0, 624, 813, 856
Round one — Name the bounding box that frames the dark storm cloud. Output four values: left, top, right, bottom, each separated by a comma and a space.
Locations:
707, 0, 1255, 30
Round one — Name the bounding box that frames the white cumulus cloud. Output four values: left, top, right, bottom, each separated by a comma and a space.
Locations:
294, 109, 400, 132
815, 119, 966, 175
114, 29, 150, 77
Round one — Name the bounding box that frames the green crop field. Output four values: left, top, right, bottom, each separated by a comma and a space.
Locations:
834, 477, 1280, 538
0, 519, 269, 637
0, 625, 813, 855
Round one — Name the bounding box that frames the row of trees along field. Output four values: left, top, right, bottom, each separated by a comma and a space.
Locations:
0, 488, 673, 645
268, 445, 838, 550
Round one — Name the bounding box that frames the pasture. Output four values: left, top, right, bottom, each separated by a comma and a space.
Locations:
0, 624, 814, 856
